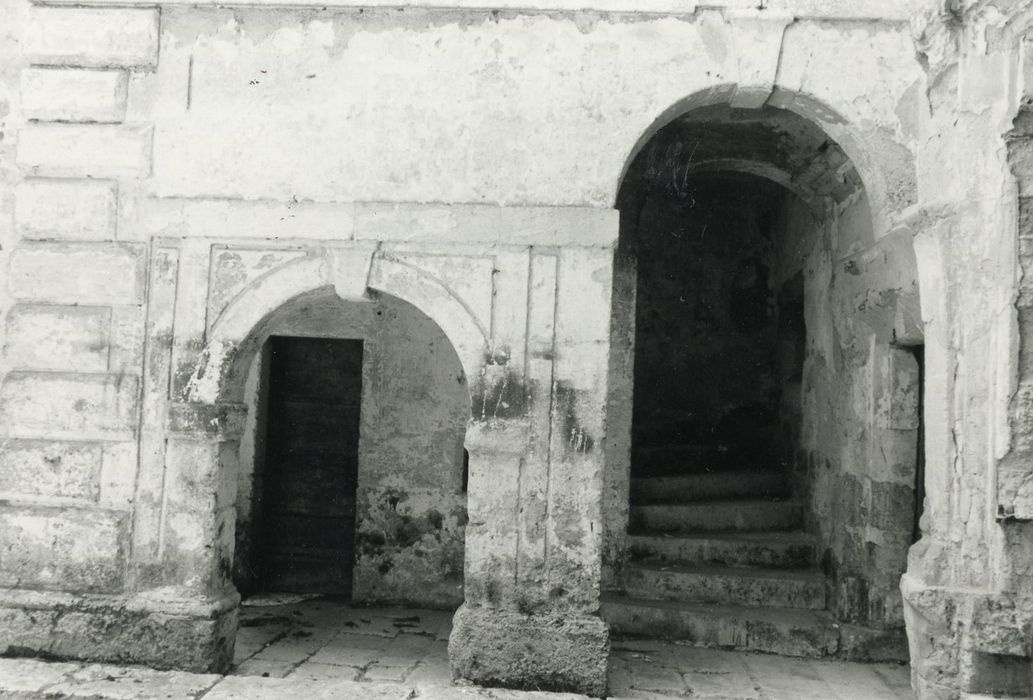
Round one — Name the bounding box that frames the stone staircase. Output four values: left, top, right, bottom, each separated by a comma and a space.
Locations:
603, 451, 840, 658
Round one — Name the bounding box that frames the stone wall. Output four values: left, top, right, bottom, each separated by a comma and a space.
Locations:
5, 0, 1008, 696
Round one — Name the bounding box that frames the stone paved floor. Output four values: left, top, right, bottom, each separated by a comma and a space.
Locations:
0, 596, 914, 699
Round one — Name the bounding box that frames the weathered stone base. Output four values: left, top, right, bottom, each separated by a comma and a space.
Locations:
837, 624, 910, 662
0, 587, 239, 673
448, 603, 610, 697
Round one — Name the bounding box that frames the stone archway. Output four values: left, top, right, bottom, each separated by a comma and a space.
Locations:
603, 86, 924, 661
163, 244, 488, 663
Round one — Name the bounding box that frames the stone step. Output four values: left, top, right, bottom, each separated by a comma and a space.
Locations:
627, 531, 816, 569
631, 444, 729, 476
629, 499, 802, 533
630, 470, 789, 504
623, 563, 827, 609
601, 594, 840, 658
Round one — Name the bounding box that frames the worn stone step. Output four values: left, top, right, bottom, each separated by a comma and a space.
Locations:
630, 470, 789, 504
601, 594, 840, 658
627, 531, 816, 569
629, 499, 802, 533
623, 563, 827, 609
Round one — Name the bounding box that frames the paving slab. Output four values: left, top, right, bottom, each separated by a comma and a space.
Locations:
0, 657, 81, 693
201, 675, 413, 699
33, 662, 220, 699
0, 601, 913, 700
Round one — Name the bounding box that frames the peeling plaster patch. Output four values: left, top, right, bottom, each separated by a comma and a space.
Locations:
472, 363, 529, 422
554, 382, 595, 457
183, 341, 235, 404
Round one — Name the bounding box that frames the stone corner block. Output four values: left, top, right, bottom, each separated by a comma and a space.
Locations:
448, 603, 609, 697
16, 179, 118, 240
0, 587, 237, 673
4, 304, 112, 373
0, 505, 128, 593
22, 68, 128, 123
0, 371, 141, 442
25, 7, 159, 70
9, 241, 146, 305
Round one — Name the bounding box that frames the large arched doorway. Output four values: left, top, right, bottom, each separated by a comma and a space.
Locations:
603, 100, 923, 660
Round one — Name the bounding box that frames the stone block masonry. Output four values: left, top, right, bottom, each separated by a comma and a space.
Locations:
0, 2, 1029, 698
2, 3, 156, 654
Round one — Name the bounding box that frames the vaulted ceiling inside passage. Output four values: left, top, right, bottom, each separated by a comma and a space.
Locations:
619, 105, 862, 210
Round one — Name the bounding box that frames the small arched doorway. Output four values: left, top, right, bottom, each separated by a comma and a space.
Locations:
604, 100, 923, 660
232, 286, 471, 607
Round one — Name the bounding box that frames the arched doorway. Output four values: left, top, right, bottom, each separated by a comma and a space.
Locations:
603, 100, 923, 660
168, 247, 491, 676
232, 287, 470, 608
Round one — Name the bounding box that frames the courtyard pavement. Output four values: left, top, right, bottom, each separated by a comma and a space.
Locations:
0, 596, 913, 699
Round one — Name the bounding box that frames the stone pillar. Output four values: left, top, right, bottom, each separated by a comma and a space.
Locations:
450, 418, 610, 696
449, 231, 616, 697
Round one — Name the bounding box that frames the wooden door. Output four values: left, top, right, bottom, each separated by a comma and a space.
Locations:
260, 336, 362, 595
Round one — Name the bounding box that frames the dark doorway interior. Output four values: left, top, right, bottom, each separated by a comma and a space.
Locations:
908, 343, 925, 544
628, 175, 787, 475
259, 335, 363, 595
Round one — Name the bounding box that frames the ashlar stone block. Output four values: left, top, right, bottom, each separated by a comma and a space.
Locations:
0, 505, 127, 592
25, 7, 159, 69
4, 304, 111, 372
18, 124, 153, 179
16, 179, 118, 241
0, 372, 140, 441
21, 68, 128, 123
500, 207, 618, 248
9, 242, 145, 305
0, 440, 103, 502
